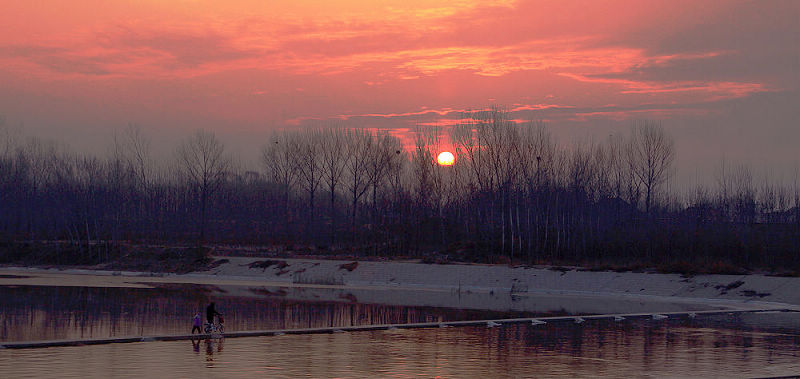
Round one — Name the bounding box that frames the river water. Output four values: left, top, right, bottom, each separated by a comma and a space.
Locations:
1, 281, 799, 377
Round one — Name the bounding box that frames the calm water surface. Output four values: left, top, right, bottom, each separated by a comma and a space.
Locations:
0, 284, 547, 342
2, 318, 800, 378
1, 283, 799, 377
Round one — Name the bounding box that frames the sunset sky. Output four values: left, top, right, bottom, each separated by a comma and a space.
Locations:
0, 0, 797, 183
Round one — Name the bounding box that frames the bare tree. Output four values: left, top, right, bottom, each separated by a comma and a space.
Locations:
121, 125, 154, 238
121, 124, 153, 192
366, 132, 402, 214
0, 116, 20, 160
729, 165, 756, 224
177, 130, 230, 245
795, 168, 800, 232
364, 132, 403, 252
628, 120, 675, 215
454, 107, 521, 256
452, 116, 487, 193
74, 154, 103, 257
263, 131, 300, 238
6, 106, 800, 272
343, 129, 373, 242
0, 118, 17, 213
411, 126, 436, 210
319, 128, 350, 244
413, 123, 463, 250
515, 121, 554, 257
296, 130, 323, 238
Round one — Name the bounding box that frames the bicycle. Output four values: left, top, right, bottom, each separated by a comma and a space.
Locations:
204, 315, 224, 334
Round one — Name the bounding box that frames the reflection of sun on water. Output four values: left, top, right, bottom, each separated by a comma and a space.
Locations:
437, 152, 454, 166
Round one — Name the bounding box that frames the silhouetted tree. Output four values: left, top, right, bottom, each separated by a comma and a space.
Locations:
628, 120, 674, 215
319, 128, 349, 245
343, 129, 372, 242
177, 130, 230, 246
263, 131, 300, 239
296, 131, 323, 239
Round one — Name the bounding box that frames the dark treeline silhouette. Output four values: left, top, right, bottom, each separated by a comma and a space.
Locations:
0, 109, 798, 272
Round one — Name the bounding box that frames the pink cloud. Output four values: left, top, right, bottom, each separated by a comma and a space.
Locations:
569, 107, 712, 122
562, 73, 768, 101
0, 0, 793, 157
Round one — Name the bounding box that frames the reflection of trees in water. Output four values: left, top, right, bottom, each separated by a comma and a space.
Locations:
0, 285, 211, 341
0, 285, 535, 342
462, 319, 800, 375
1, 318, 798, 377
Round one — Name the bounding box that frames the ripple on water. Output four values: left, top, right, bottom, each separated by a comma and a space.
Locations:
2, 316, 800, 378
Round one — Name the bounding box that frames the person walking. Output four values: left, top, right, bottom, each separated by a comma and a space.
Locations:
192, 311, 202, 334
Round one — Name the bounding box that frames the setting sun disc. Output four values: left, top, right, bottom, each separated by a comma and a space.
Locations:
437, 151, 455, 166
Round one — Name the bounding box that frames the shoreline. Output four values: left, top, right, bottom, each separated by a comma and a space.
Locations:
3, 257, 800, 314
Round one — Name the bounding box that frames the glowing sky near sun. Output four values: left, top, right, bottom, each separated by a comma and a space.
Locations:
0, 0, 798, 180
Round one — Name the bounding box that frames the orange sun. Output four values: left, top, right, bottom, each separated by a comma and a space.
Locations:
437, 151, 455, 166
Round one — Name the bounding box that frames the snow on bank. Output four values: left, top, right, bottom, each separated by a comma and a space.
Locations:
2, 257, 798, 314
197, 257, 799, 310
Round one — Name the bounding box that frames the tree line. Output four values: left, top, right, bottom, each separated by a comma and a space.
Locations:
0, 109, 798, 272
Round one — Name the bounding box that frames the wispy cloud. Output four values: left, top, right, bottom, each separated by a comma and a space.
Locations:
0, 0, 794, 152
562, 73, 768, 100
99, 25, 261, 69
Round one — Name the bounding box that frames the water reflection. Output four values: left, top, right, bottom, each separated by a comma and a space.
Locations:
3, 282, 798, 377
1, 316, 798, 378
0, 284, 546, 342
203, 338, 224, 368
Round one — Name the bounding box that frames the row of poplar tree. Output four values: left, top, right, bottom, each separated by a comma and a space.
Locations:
1, 109, 798, 270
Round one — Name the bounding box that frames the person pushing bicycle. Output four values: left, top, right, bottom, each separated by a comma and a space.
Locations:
206, 302, 222, 326
206, 301, 222, 325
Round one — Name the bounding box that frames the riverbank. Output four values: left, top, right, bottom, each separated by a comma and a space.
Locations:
2, 256, 799, 315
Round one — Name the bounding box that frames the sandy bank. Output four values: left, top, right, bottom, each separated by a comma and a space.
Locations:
2, 257, 799, 314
